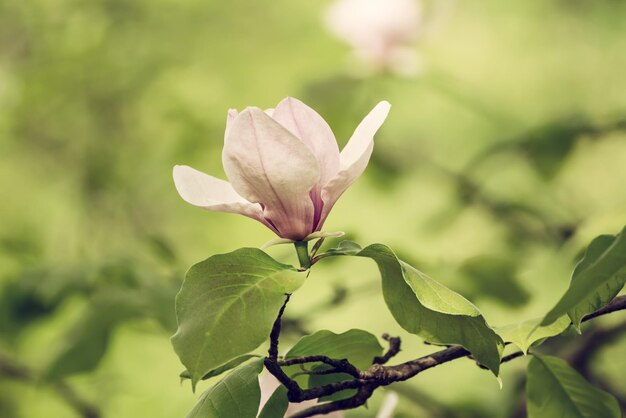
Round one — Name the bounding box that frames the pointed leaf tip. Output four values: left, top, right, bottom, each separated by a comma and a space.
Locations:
540, 226, 626, 328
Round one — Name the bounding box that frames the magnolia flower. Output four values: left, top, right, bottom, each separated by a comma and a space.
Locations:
173, 97, 390, 241
325, 0, 422, 75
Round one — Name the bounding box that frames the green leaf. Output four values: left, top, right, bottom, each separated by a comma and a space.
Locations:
172, 248, 304, 388
514, 116, 590, 179
285, 329, 383, 369
187, 358, 264, 418
258, 386, 289, 418
541, 227, 626, 328
45, 315, 111, 380
496, 316, 570, 354
527, 354, 620, 418
333, 244, 504, 375
180, 354, 260, 382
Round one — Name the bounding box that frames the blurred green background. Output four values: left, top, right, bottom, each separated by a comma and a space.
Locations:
1, 0, 626, 417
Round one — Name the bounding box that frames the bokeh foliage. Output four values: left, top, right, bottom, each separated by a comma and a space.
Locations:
1, 0, 626, 417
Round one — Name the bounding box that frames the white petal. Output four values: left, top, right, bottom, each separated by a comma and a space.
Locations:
222, 108, 321, 240
340, 101, 391, 168
224, 109, 239, 140
271, 97, 340, 188
318, 101, 391, 227
173, 165, 276, 232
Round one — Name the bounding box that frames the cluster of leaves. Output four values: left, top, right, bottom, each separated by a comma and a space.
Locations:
173, 225, 626, 417
0, 246, 181, 418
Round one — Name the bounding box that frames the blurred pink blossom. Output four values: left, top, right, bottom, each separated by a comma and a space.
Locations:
325, 0, 423, 75
174, 97, 390, 240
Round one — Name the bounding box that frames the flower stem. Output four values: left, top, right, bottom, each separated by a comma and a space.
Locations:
294, 241, 311, 269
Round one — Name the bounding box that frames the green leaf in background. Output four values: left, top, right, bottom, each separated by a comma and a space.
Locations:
501, 116, 595, 179
526, 354, 620, 418
496, 316, 570, 354
44, 293, 140, 380
180, 354, 260, 382
258, 386, 289, 418
186, 358, 264, 418
329, 243, 504, 376
541, 226, 626, 328
45, 315, 111, 380
285, 329, 383, 368
285, 329, 384, 402
171, 248, 304, 388
0, 269, 89, 340
459, 255, 530, 308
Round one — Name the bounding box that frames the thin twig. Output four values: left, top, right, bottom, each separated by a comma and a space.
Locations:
268, 293, 291, 360
580, 296, 626, 321
478, 350, 525, 370
278, 356, 360, 378
373, 333, 401, 365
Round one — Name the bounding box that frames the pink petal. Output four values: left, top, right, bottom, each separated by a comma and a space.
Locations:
222, 108, 321, 240
271, 97, 341, 226
325, 0, 421, 50
318, 101, 391, 228
173, 165, 278, 233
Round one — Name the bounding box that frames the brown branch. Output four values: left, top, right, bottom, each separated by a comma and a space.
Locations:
579, 296, 626, 321
476, 350, 525, 372
278, 356, 360, 378
379, 295, 626, 384
291, 368, 355, 378
273, 295, 626, 417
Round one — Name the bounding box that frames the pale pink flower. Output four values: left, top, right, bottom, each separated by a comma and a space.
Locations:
325, 0, 422, 74
173, 97, 390, 241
